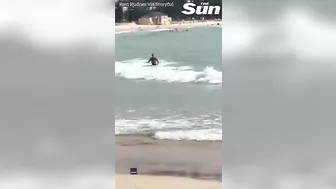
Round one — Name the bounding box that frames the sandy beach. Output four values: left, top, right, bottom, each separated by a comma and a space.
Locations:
115, 136, 221, 189
116, 174, 221, 189
115, 21, 222, 34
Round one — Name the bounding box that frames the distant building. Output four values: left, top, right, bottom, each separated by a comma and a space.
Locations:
138, 11, 172, 25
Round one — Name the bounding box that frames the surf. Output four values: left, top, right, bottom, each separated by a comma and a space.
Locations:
115, 59, 222, 84
115, 114, 222, 141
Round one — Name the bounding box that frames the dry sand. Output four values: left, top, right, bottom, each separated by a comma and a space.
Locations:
116, 174, 221, 189
115, 21, 221, 34
115, 136, 221, 189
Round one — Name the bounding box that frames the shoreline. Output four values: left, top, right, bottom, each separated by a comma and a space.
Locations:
115, 136, 221, 180
115, 20, 221, 34
115, 133, 222, 142
115, 136, 221, 188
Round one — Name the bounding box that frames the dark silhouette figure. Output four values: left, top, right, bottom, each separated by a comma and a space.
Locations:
147, 54, 159, 66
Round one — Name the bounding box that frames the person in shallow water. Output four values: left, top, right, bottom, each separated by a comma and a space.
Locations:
147, 53, 159, 66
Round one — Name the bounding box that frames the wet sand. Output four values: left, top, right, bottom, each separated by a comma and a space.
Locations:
115, 136, 221, 180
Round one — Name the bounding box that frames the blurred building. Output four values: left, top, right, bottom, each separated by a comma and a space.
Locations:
138, 11, 172, 25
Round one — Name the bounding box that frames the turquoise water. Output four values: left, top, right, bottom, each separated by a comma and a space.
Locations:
115, 27, 222, 141
116, 27, 222, 70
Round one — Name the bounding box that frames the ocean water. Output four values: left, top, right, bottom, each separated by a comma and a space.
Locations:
222, 3, 336, 189
115, 27, 222, 140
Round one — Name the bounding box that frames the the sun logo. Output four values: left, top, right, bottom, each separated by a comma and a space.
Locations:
181, 2, 221, 15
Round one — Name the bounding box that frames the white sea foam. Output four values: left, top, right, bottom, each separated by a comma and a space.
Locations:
115, 31, 132, 34
115, 114, 222, 141
115, 59, 222, 84
154, 128, 221, 141
115, 28, 173, 35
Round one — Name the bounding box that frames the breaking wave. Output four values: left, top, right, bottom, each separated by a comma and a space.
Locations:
115, 114, 222, 141
115, 59, 222, 84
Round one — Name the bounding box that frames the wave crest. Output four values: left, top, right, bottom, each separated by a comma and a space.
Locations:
115, 114, 222, 141
115, 59, 222, 84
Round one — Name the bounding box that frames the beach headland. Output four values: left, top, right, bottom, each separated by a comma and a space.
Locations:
115, 135, 221, 189
115, 20, 222, 34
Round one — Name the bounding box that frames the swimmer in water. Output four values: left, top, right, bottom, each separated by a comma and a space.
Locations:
147, 53, 159, 66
